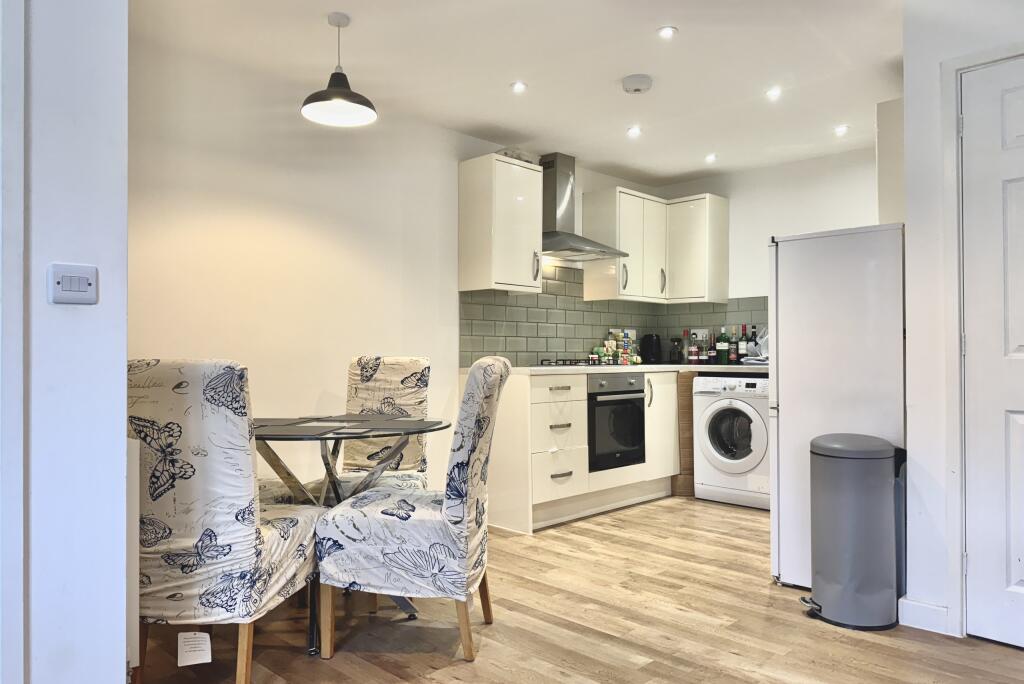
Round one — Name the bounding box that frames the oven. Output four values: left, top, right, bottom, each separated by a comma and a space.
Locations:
587, 373, 646, 472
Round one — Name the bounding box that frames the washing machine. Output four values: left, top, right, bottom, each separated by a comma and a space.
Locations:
693, 376, 770, 509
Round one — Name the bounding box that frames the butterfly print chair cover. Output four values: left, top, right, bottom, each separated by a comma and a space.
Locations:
315, 356, 510, 600
259, 356, 431, 505
128, 359, 320, 624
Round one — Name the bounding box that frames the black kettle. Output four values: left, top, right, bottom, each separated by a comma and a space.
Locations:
640, 333, 662, 364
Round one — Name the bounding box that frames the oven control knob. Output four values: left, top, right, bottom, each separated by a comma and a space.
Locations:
599, 380, 607, 388
628, 378, 636, 385
726, 380, 738, 390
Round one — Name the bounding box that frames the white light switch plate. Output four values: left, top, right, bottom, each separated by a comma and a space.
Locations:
47, 263, 98, 304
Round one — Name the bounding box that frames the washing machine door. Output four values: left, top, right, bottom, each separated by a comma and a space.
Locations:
699, 398, 767, 474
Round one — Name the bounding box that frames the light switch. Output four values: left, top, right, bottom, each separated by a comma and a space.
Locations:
47, 263, 98, 305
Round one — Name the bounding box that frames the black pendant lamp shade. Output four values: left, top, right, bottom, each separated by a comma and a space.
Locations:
301, 12, 377, 128
301, 68, 377, 127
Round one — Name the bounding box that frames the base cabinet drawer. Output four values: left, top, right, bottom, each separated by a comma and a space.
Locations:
530, 400, 587, 452
530, 375, 586, 403
532, 447, 589, 503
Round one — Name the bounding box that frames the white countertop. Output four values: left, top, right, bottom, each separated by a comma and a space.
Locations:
504, 363, 769, 376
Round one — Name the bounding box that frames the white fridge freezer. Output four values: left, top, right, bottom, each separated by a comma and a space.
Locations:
768, 224, 905, 588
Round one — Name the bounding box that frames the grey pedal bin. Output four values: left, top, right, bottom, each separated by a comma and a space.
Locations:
801, 433, 906, 630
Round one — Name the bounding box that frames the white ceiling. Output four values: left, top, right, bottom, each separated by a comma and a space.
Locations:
131, 0, 902, 185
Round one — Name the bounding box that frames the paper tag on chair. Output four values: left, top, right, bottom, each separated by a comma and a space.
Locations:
177, 631, 212, 667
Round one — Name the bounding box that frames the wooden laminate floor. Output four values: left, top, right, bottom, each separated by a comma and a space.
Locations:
139, 497, 1023, 683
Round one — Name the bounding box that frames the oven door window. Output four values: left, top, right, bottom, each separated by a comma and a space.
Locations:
590, 397, 645, 470
707, 407, 753, 460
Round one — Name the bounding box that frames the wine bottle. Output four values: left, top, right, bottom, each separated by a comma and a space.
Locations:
687, 331, 699, 364
698, 333, 709, 364
716, 327, 730, 365
738, 324, 749, 362
728, 326, 739, 363
749, 325, 758, 357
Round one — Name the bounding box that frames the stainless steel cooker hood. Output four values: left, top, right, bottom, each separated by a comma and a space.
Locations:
539, 152, 628, 261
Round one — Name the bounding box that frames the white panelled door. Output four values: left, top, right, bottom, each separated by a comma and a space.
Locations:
962, 54, 1024, 648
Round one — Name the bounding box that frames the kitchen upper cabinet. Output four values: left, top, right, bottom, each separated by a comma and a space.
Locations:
642, 199, 667, 297
459, 153, 543, 292
644, 372, 680, 480
666, 194, 729, 303
618, 193, 644, 296
582, 187, 728, 303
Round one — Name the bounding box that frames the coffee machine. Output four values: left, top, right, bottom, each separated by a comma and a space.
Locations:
640, 333, 662, 364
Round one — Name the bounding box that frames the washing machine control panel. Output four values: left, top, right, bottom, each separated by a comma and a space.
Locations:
693, 376, 768, 397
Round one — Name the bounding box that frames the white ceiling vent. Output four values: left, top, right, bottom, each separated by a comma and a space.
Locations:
622, 74, 653, 94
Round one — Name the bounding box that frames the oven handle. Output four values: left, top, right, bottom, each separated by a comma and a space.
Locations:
594, 392, 646, 402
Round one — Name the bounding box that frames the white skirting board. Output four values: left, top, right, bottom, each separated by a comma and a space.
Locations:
531, 478, 672, 530
898, 597, 955, 635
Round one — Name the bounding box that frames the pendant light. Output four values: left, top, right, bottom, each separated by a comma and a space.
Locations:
301, 12, 377, 127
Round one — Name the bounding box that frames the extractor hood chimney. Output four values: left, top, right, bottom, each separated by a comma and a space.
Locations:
539, 153, 628, 261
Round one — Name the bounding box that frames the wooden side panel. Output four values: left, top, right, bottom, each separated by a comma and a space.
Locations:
671, 372, 696, 496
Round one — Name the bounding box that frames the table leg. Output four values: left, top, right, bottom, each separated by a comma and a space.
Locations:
255, 440, 317, 505
319, 441, 344, 505
305, 572, 320, 655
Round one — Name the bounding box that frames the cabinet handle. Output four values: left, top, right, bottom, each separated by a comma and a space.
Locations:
622, 263, 629, 290
532, 251, 540, 281
548, 385, 571, 391
647, 378, 654, 407
660, 268, 666, 293
549, 422, 572, 430
550, 471, 573, 479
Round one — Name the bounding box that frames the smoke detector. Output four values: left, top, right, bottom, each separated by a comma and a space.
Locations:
622, 74, 653, 94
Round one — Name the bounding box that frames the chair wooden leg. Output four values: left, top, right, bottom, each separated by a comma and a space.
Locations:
319, 583, 335, 659
455, 600, 475, 662
366, 592, 379, 614
131, 621, 149, 684
478, 571, 494, 625
235, 623, 254, 684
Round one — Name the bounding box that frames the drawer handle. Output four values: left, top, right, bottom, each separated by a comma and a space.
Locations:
549, 422, 572, 430
548, 385, 571, 391
550, 471, 573, 479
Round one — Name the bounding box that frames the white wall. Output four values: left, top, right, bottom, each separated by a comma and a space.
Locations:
128, 32, 497, 488
26, 0, 129, 680
901, 0, 1024, 636
656, 149, 878, 298
876, 98, 906, 223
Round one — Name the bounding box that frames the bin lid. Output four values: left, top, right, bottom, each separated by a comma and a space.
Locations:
810, 433, 896, 459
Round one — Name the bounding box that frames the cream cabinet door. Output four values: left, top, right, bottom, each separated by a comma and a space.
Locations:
667, 198, 708, 299
644, 373, 680, 479
618, 192, 644, 296
642, 199, 667, 298
492, 158, 542, 289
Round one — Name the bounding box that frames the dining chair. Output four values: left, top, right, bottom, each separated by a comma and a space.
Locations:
259, 355, 431, 505
128, 358, 322, 684
315, 356, 511, 662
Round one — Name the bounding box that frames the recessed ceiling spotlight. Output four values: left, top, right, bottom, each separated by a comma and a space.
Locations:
834, 123, 850, 137
511, 81, 527, 94
765, 85, 782, 102
658, 26, 678, 40
705, 152, 717, 164
627, 125, 642, 139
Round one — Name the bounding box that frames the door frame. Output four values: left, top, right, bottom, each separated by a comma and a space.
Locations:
941, 41, 1024, 639
0, 0, 26, 678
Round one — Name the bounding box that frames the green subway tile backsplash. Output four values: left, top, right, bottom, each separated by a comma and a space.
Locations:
460, 267, 768, 366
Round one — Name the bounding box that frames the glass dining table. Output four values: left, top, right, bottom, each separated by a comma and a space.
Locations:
252, 413, 451, 654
